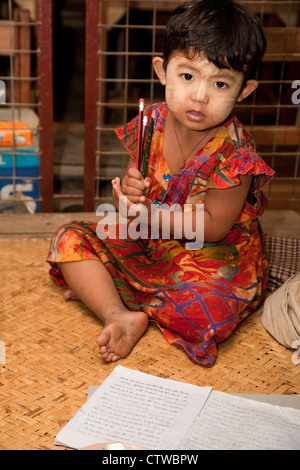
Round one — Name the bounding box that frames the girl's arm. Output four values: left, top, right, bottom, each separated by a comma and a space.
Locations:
195, 174, 253, 242
113, 174, 252, 243
152, 174, 252, 242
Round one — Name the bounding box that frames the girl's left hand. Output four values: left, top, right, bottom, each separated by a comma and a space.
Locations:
111, 177, 122, 210
112, 178, 153, 222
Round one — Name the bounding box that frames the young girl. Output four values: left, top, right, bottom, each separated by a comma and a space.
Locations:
47, 0, 274, 367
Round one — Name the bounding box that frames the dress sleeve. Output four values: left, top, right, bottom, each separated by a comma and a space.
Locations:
206, 148, 275, 215
206, 148, 275, 192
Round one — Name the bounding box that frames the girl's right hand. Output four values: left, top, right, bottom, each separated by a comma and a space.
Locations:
117, 159, 151, 203
112, 179, 153, 225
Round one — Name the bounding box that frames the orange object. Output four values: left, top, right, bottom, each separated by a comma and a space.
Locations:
0, 121, 32, 146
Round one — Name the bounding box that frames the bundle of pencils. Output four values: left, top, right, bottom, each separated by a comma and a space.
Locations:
136, 98, 144, 172
141, 114, 154, 179
136, 98, 155, 179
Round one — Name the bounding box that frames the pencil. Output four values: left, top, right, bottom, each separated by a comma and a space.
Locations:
141, 115, 148, 159
136, 98, 144, 171
141, 115, 155, 179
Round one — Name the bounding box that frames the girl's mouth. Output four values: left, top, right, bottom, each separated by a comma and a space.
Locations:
187, 110, 205, 122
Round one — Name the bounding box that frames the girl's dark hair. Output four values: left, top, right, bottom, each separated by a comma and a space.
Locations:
163, 0, 267, 82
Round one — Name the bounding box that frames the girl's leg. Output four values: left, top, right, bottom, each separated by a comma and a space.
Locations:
57, 260, 148, 362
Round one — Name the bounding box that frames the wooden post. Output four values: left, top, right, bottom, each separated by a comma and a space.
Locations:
83, 0, 99, 212
37, 0, 54, 212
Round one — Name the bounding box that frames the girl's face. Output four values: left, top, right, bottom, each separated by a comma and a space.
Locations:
153, 51, 258, 133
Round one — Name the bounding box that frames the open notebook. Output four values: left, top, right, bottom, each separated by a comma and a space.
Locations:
55, 365, 300, 450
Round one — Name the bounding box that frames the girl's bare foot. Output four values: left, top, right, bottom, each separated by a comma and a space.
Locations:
57, 261, 148, 361
64, 289, 78, 300
96, 310, 149, 362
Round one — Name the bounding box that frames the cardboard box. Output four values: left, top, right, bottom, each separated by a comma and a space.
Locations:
0, 121, 33, 146
0, 146, 39, 213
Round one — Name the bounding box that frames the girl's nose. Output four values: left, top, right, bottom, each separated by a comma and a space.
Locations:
191, 84, 209, 104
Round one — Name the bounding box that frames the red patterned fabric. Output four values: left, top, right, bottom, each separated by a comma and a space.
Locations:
48, 103, 274, 367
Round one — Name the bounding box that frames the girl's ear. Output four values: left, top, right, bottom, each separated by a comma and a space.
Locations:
152, 56, 166, 85
237, 79, 258, 102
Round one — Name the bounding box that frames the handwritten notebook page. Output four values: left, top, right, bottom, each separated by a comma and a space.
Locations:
179, 390, 300, 450
55, 365, 212, 450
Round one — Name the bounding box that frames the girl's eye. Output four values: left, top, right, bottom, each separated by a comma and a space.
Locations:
182, 73, 193, 81
214, 81, 227, 89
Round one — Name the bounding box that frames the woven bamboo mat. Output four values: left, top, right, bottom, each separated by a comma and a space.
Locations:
1, 238, 299, 450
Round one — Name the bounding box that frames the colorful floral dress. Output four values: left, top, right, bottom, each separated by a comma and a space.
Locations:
47, 102, 274, 367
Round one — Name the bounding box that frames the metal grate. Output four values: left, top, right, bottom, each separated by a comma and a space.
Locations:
0, 0, 53, 213
84, 0, 300, 213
